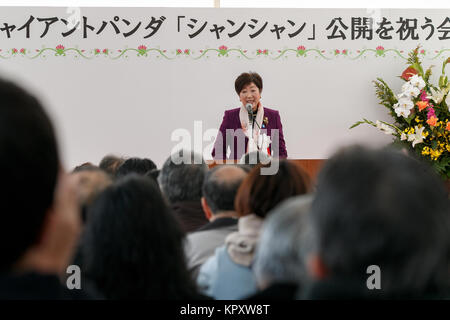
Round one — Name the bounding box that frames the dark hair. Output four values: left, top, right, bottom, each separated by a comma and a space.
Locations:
235, 72, 263, 95
81, 175, 200, 299
115, 157, 157, 178
235, 160, 311, 219
145, 168, 160, 184
99, 155, 124, 176
202, 165, 247, 214
310, 146, 450, 296
0, 78, 59, 271
158, 150, 208, 203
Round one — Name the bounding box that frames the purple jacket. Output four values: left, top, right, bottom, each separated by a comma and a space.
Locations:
212, 107, 288, 160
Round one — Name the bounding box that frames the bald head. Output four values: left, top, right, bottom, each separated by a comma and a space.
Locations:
202, 165, 247, 214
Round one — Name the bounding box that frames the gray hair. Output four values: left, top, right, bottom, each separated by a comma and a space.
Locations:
253, 194, 313, 289
158, 150, 208, 203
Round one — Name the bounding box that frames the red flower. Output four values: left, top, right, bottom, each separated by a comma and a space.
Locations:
219, 45, 227, 51
56, 45, 64, 50
102, 49, 108, 54
376, 46, 384, 51
184, 49, 189, 54
401, 66, 418, 81
257, 49, 262, 54
20, 48, 25, 54
95, 49, 100, 53
297, 45, 306, 51
12, 48, 18, 53
263, 49, 268, 54
138, 45, 147, 51
176, 49, 182, 54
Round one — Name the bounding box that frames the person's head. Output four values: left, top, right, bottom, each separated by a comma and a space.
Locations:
254, 195, 313, 290
235, 72, 263, 112
70, 167, 112, 223
0, 78, 80, 274
82, 175, 198, 299
158, 150, 208, 204
308, 145, 450, 296
115, 157, 157, 178
99, 154, 124, 176
72, 162, 97, 173
201, 165, 247, 220
235, 160, 311, 219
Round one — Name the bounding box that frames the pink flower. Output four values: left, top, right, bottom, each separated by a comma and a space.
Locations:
427, 107, 436, 119
263, 49, 268, 54
176, 49, 182, 54
12, 48, 18, 53
420, 49, 425, 54
257, 49, 262, 54
102, 49, 108, 54
95, 49, 100, 53
200, 50, 203, 53
184, 49, 189, 54
335, 49, 340, 54
342, 49, 347, 54
297, 45, 306, 51
218, 45, 227, 51
138, 45, 147, 51
420, 90, 429, 102
376, 46, 384, 51
56, 45, 64, 50
20, 48, 25, 54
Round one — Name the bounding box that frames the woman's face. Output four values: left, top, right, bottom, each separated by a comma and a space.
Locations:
239, 82, 261, 112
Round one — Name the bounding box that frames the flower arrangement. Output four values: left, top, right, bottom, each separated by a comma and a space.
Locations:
351, 47, 450, 179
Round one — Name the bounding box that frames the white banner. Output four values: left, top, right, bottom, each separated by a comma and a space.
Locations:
0, 7, 449, 167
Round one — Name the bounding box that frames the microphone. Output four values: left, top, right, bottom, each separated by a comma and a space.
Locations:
245, 103, 253, 122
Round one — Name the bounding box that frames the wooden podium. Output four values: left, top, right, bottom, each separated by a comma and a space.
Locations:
207, 159, 325, 182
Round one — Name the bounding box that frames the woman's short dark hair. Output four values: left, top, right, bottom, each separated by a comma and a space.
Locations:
235, 72, 263, 95
81, 175, 200, 299
234, 160, 311, 219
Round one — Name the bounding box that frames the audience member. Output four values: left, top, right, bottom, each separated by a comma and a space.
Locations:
303, 146, 450, 299
70, 166, 112, 223
249, 194, 312, 300
115, 157, 157, 178
185, 165, 247, 278
0, 78, 92, 299
158, 150, 209, 233
99, 154, 124, 176
81, 175, 206, 299
197, 160, 311, 299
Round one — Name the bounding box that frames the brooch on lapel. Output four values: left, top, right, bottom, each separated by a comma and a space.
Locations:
262, 117, 269, 129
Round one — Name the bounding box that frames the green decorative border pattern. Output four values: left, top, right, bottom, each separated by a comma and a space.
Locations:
1, 45, 449, 60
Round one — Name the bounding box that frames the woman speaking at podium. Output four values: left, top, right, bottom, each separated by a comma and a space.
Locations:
211, 72, 287, 160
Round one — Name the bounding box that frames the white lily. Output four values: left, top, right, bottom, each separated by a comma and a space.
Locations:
395, 107, 411, 118
401, 83, 420, 98
401, 132, 407, 141
409, 74, 426, 90
394, 98, 414, 118
376, 120, 396, 135
407, 126, 425, 147
427, 87, 445, 104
